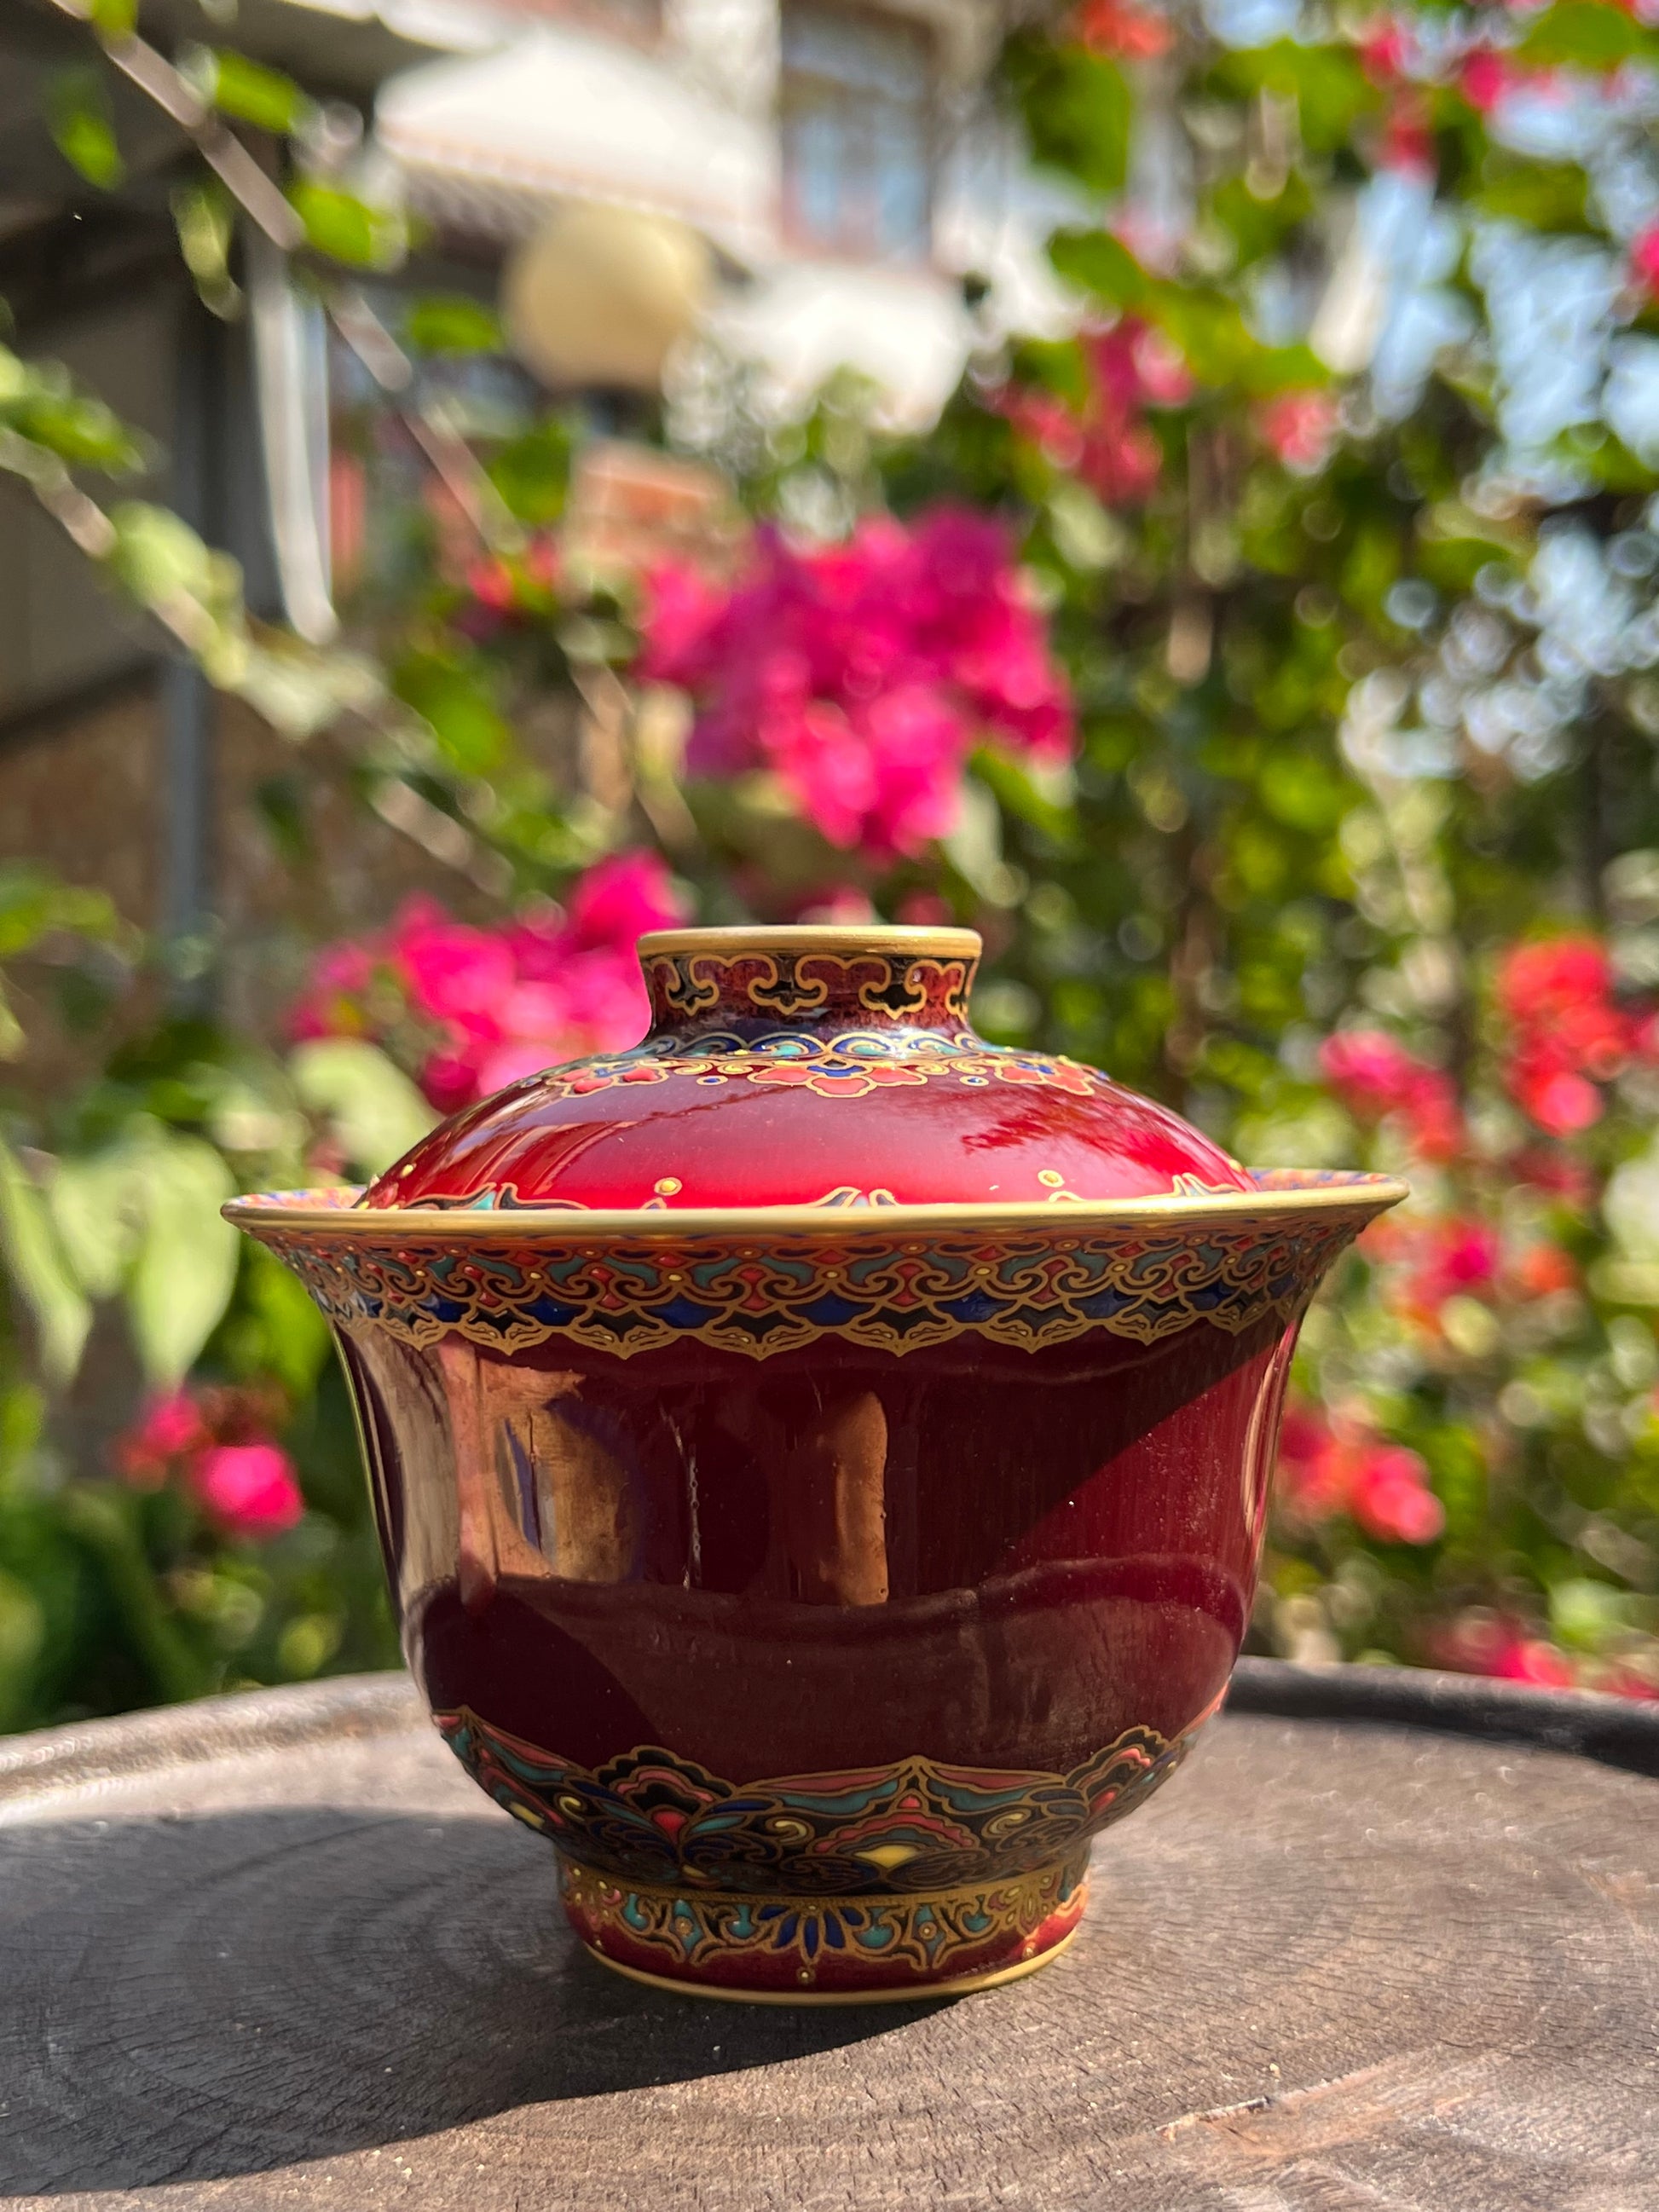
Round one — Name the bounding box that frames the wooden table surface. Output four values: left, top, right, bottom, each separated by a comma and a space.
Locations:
1, 1662, 1655, 2212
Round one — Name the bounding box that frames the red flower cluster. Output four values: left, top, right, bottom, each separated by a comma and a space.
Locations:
1067, 0, 1171, 59
1256, 389, 1341, 474
459, 535, 560, 638
1277, 1403, 1445, 1545
113, 1389, 303, 1540
1429, 1613, 1659, 1701
292, 849, 686, 1112
1317, 1029, 1463, 1159
640, 508, 1074, 858
1631, 225, 1659, 301
996, 317, 1190, 508
1497, 937, 1651, 1137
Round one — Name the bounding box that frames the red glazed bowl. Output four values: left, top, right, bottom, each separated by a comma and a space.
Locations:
228, 927, 1402, 2003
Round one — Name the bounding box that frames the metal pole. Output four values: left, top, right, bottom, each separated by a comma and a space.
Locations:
162, 291, 220, 1014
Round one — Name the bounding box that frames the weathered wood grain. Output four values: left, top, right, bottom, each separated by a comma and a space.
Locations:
0, 1666, 1654, 2212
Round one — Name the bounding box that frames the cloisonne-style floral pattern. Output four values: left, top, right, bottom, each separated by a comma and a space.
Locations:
493, 1030, 1107, 1107
230, 1174, 1399, 1360
558, 1851, 1090, 1988
435, 1710, 1184, 1896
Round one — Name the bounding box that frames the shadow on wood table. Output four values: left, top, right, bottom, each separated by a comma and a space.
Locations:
1, 1665, 1655, 2209
2, 1803, 916, 2193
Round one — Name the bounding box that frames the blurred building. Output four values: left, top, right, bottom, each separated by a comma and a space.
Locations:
0, 0, 1071, 1066
374, 0, 1073, 425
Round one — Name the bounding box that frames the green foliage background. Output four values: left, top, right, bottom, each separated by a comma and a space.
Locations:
7, 0, 1659, 1724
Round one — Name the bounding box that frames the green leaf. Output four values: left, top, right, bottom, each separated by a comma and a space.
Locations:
194, 48, 318, 136
1003, 32, 1133, 196
124, 1133, 239, 1386
394, 653, 512, 774
488, 417, 575, 526
1471, 158, 1588, 234
1518, 1, 1655, 69
289, 1038, 437, 1179
6, 379, 146, 473
404, 294, 504, 355
1048, 230, 1149, 309
88, 0, 137, 38
45, 1150, 145, 1300
243, 1242, 332, 1401
0, 864, 119, 961
970, 745, 1078, 848
105, 503, 236, 613
1213, 40, 1379, 153
171, 179, 240, 318
0, 1140, 92, 1386
0, 1568, 47, 1735
48, 68, 124, 190
287, 182, 408, 271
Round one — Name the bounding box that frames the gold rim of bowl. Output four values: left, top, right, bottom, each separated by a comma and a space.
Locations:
223, 1174, 1409, 1240
634, 924, 985, 960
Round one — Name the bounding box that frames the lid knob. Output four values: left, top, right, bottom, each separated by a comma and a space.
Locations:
637, 926, 983, 1043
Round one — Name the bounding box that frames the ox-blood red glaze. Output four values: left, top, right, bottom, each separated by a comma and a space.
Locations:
363, 926, 1251, 1212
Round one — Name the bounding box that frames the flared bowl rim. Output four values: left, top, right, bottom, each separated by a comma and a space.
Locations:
224, 1168, 1408, 1241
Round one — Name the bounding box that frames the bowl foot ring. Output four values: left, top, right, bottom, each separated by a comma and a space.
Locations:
558, 1849, 1090, 2005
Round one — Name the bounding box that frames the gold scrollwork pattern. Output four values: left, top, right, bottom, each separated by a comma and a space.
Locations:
233, 1201, 1374, 1360
641, 947, 974, 1035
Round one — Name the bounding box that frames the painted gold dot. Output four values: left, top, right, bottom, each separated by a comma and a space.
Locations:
1038, 1169, 1066, 1188
654, 1176, 683, 1195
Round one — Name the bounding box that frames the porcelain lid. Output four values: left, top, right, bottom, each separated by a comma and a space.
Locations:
361, 926, 1255, 1214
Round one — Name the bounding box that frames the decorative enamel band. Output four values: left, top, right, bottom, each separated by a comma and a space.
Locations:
436, 1711, 1187, 1896
225, 1174, 1403, 1360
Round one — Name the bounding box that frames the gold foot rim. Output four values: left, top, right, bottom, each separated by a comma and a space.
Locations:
581, 1924, 1078, 2007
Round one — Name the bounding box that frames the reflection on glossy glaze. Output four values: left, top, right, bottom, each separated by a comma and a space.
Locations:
232, 924, 1408, 1997
334, 1314, 1280, 1995
362, 928, 1255, 1211
338, 1320, 1284, 1778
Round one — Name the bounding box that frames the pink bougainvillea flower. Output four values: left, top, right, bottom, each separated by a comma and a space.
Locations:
1512, 1064, 1605, 1135
112, 1389, 210, 1489
1347, 1442, 1446, 1545
638, 560, 730, 688
1317, 1029, 1464, 1160
1275, 1401, 1443, 1544
993, 319, 1183, 511
1498, 937, 1613, 1022
1490, 1636, 1576, 1689
1495, 935, 1642, 1135
1458, 49, 1520, 113
192, 1442, 304, 1539
650, 505, 1073, 856
464, 557, 517, 615
1380, 93, 1436, 179
1068, 0, 1172, 59
292, 850, 688, 1112
1274, 1402, 1349, 1522
1411, 1218, 1500, 1307
1358, 16, 1408, 82
1256, 389, 1341, 473
1631, 225, 1659, 298
389, 899, 517, 1027
561, 848, 684, 950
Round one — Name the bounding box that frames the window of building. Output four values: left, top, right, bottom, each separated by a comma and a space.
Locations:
780, 3, 935, 263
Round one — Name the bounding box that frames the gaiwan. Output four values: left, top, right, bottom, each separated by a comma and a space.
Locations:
229, 925, 1402, 2002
